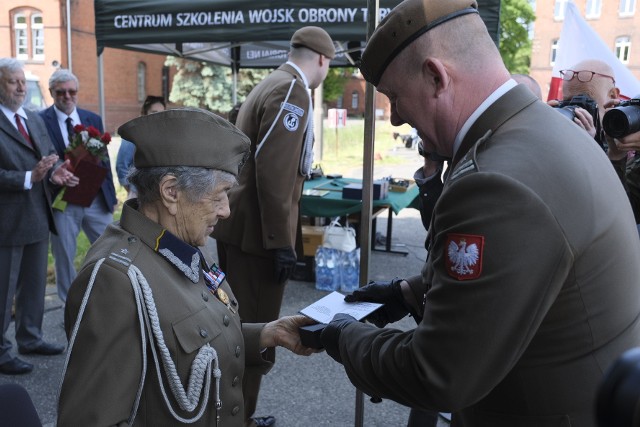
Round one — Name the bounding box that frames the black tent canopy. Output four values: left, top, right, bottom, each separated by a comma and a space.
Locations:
95, 0, 501, 69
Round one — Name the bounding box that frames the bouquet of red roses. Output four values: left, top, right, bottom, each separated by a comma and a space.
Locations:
65, 124, 111, 165
53, 124, 111, 210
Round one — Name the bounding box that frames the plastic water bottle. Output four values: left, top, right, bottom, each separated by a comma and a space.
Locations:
340, 248, 360, 293
315, 247, 340, 291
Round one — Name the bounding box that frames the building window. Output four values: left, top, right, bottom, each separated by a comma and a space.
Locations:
14, 13, 28, 60
137, 62, 146, 102
11, 9, 44, 61
586, 0, 602, 18
554, 0, 569, 20
336, 97, 343, 109
620, 0, 636, 16
31, 14, 44, 60
351, 91, 358, 109
616, 36, 631, 63
550, 39, 559, 66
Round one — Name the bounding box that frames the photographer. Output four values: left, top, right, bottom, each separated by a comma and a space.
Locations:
553, 59, 640, 232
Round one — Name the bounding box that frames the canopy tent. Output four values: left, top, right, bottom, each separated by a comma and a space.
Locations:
94, 0, 501, 69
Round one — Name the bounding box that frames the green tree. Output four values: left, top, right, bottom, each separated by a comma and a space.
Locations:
499, 0, 536, 74
164, 57, 268, 113
323, 68, 349, 102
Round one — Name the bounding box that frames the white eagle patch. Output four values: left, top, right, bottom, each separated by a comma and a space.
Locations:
445, 234, 484, 280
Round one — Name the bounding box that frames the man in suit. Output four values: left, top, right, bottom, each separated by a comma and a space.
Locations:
319, 1, 640, 426
0, 58, 77, 375
39, 69, 117, 303
212, 26, 334, 427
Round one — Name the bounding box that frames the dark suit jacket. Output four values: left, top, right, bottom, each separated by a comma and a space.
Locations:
0, 109, 59, 245
337, 85, 640, 426
39, 106, 117, 213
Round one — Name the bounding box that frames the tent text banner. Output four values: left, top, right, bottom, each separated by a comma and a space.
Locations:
95, 0, 501, 68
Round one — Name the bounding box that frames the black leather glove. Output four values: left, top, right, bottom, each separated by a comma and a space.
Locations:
344, 277, 409, 327
273, 246, 297, 284
320, 313, 357, 364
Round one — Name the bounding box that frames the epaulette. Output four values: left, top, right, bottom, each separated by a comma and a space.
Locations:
101, 234, 143, 275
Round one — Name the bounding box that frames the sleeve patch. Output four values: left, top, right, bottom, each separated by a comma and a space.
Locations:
282, 102, 305, 116
283, 113, 300, 131
445, 233, 484, 280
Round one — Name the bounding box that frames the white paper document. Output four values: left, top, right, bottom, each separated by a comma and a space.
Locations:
299, 291, 383, 324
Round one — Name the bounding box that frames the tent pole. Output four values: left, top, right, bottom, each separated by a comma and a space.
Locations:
313, 81, 324, 162
232, 46, 240, 105
355, 1, 379, 426
98, 53, 105, 130
66, 0, 72, 72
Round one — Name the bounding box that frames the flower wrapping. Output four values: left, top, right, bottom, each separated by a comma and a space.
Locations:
53, 124, 110, 210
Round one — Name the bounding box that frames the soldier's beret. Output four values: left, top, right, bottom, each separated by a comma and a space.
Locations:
360, 0, 478, 86
291, 26, 336, 59
118, 108, 250, 178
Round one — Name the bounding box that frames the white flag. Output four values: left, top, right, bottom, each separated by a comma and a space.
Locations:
548, 1, 640, 101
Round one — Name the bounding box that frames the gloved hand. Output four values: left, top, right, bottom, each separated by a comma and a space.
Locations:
320, 313, 357, 364
273, 246, 297, 284
344, 277, 409, 327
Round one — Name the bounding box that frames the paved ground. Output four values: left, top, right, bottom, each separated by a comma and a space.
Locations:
0, 145, 452, 426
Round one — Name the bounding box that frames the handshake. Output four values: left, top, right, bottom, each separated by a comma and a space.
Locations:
301, 278, 416, 350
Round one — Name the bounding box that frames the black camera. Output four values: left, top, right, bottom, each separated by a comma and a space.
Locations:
554, 94, 600, 125
603, 99, 640, 139
553, 94, 602, 144
596, 347, 640, 427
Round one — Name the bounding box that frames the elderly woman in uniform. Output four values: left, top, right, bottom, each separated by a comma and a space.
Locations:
57, 108, 317, 426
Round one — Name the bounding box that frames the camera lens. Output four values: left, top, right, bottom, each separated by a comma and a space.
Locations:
603, 106, 640, 139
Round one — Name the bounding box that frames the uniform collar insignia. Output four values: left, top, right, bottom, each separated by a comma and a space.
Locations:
154, 229, 200, 283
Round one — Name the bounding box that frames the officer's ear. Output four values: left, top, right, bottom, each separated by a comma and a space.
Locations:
159, 175, 180, 215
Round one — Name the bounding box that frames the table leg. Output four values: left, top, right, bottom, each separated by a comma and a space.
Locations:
373, 207, 408, 256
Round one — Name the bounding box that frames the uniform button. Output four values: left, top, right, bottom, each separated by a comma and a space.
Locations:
235, 346, 241, 357
232, 406, 240, 416
128, 236, 137, 243
202, 291, 209, 302
223, 315, 230, 326
199, 328, 208, 338
232, 376, 239, 386
231, 299, 238, 307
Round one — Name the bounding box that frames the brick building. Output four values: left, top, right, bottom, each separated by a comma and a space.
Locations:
529, 0, 640, 99
1, 0, 168, 133
325, 72, 391, 120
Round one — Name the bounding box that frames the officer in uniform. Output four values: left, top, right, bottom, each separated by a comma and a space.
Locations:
58, 108, 317, 426
319, 1, 640, 426
212, 26, 335, 427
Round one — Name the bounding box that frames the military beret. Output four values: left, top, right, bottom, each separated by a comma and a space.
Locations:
118, 108, 250, 177
291, 26, 336, 59
360, 0, 478, 86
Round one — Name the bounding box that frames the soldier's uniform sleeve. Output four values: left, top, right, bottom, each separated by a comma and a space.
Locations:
334, 171, 573, 411
254, 81, 310, 250
58, 261, 142, 427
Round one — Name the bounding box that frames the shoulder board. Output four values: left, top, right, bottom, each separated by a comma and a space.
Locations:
102, 235, 143, 274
